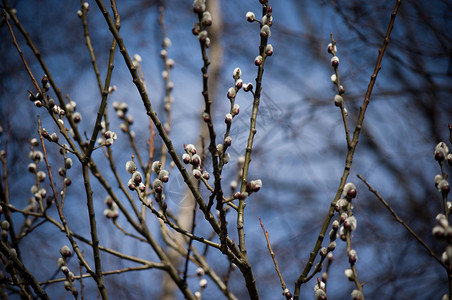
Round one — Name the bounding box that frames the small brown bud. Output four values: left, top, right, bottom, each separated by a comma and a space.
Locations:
41, 75, 48, 86
64, 177, 72, 186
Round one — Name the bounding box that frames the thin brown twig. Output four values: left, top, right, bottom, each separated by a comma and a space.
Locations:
79, 0, 103, 93
2, 9, 41, 94
357, 174, 445, 268
112, 219, 147, 242
329, 33, 351, 148
259, 218, 287, 293
81, 163, 109, 300
135, 190, 222, 250
39, 264, 163, 285
40, 212, 161, 267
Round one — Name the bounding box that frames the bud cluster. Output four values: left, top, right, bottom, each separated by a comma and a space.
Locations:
40, 127, 59, 144
142, 161, 169, 211
26, 139, 50, 218
77, 1, 89, 18
333, 183, 358, 236
433, 213, 452, 267
104, 195, 119, 219
192, 0, 212, 48
29, 75, 83, 137
132, 53, 142, 68
216, 143, 230, 167
194, 267, 208, 299
319, 219, 340, 268
220, 67, 248, 165
103, 130, 117, 147
431, 138, 452, 282
327, 39, 346, 109
65, 100, 81, 124
435, 174, 450, 194
182, 144, 209, 182
1, 220, 9, 242
54, 142, 73, 189
317, 217, 341, 290
58, 245, 78, 297
334, 182, 362, 294
31, 76, 82, 129
434, 141, 451, 163
433, 213, 452, 240
160, 35, 176, 116
351, 289, 363, 300
283, 288, 293, 300
313, 279, 326, 300
157, 15, 177, 138
113, 101, 135, 137
126, 158, 145, 193
248, 4, 274, 67
246, 179, 262, 194
28, 75, 50, 108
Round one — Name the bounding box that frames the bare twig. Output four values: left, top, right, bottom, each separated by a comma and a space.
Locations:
39, 264, 163, 285
259, 218, 288, 294
357, 174, 445, 268
79, 0, 103, 92
81, 163, 109, 300
2, 9, 41, 94
112, 219, 147, 242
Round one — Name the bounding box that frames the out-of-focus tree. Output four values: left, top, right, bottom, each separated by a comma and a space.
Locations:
0, 0, 451, 299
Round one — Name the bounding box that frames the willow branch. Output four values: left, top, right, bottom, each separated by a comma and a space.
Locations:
37, 116, 93, 275
238, 3, 271, 261
294, 1, 402, 298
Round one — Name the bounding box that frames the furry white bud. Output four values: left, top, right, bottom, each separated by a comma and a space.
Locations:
233, 67, 242, 78
246, 11, 255, 22
125, 161, 137, 174
344, 268, 354, 281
